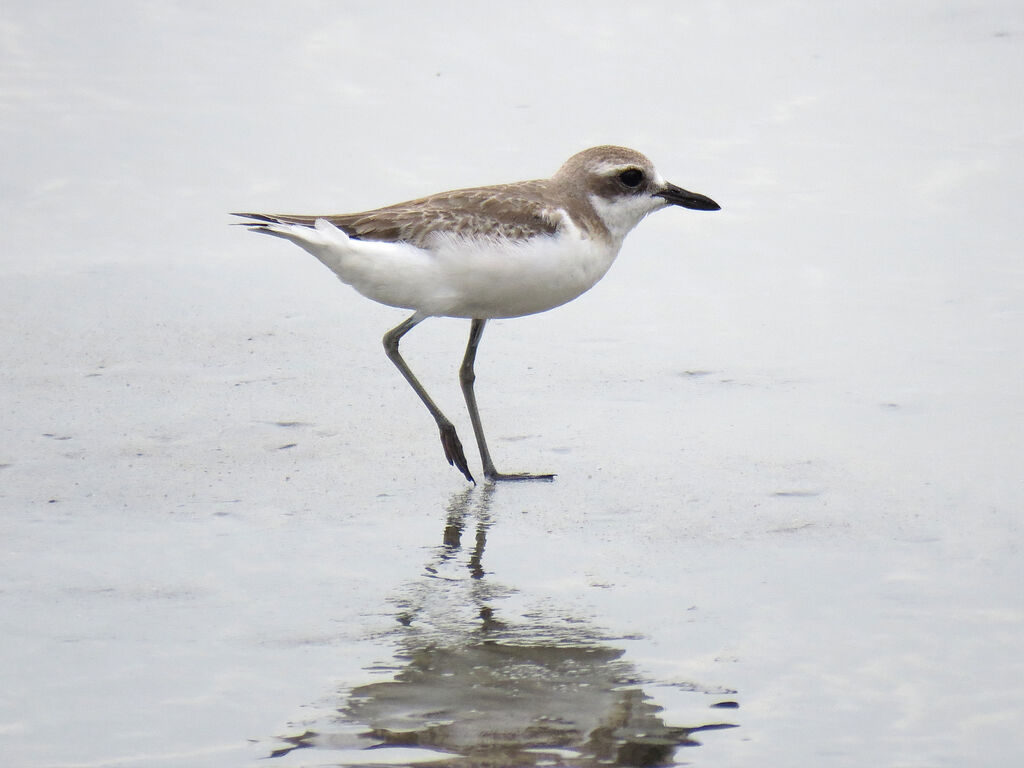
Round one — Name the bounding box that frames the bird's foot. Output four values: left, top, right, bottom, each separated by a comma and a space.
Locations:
484, 469, 556, 483
438, 423, 474, 483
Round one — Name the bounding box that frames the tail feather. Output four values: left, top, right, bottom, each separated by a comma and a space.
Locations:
231, 212, 321, 228
242, 223, 300, 241
232, 214, 357, 280
230, 212, 327, 246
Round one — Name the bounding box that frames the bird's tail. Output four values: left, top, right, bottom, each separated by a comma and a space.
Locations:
231, 212, 322, 240
231, 213, 352, 272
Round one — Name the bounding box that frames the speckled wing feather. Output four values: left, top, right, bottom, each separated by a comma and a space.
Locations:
234, 180, 564, 249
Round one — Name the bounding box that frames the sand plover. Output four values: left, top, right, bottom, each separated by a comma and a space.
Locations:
234, 145, 719, 483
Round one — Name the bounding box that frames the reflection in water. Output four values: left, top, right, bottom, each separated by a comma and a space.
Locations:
270, 486, 737, 766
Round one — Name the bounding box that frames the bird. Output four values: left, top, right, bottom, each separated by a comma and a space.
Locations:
233, 145, 719, 483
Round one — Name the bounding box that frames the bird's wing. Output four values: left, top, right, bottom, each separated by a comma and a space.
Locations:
233, 181, 563, 249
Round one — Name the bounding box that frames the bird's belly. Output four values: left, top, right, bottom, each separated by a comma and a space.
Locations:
345, 233, 620, 319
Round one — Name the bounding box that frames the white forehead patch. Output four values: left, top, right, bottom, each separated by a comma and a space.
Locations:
591, 159, 649, 176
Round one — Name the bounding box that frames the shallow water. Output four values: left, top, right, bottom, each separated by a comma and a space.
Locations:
264, 487, 739, 767
2, 2, 1023, 767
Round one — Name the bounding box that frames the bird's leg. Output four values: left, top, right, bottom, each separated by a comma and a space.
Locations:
383, 314, 474, 483
460, 319, 555, 482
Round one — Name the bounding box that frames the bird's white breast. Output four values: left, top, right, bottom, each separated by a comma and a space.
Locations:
306, 218, 621, 320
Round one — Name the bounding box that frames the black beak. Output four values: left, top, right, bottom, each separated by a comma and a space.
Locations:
654, 182, 720, 211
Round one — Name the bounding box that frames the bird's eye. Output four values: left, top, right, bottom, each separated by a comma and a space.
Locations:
618, 168, 644, 187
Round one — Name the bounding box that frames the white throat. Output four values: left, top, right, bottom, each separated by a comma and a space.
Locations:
588, 192, 666, 243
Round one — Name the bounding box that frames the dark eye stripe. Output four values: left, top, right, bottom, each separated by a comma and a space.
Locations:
618, 168, 644, 187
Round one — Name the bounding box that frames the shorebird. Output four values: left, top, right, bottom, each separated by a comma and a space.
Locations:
234, 145, 719, 483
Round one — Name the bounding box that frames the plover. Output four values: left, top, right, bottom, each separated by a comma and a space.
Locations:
234, 145, 719, 483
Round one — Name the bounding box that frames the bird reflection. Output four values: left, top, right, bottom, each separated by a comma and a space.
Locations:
269, 485, 736, 766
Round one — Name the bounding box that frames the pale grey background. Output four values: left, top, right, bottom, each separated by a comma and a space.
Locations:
2, 1, 1022, 766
